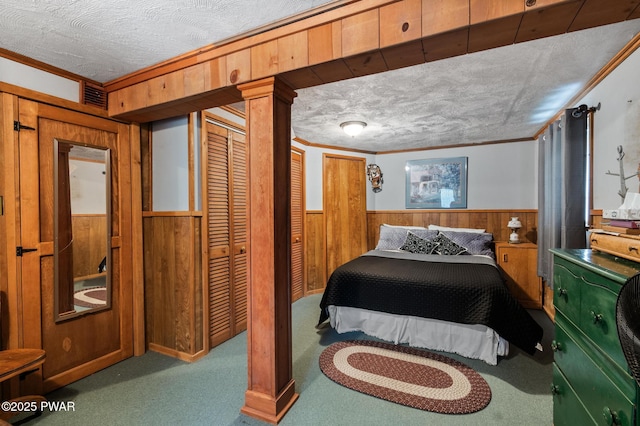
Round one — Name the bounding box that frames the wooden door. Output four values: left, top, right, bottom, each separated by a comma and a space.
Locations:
205, 118, 247, 348
323, 154, 367, 277
291, 147, 305, 302
18, 99, 133, 393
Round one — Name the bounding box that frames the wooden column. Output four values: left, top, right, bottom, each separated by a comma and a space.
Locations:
238, 77, 298, 424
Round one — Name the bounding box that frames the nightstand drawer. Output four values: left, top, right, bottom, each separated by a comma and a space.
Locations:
553, 324, 634, 426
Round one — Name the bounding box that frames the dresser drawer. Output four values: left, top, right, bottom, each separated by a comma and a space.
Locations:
580, 276, 626, 369
553, 324, 635, 426
591, 232, 640, 263
552, 364, 597, 426
554, 258, 583, 323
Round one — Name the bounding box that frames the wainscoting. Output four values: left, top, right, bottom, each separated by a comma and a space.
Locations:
304, 209, 539, 295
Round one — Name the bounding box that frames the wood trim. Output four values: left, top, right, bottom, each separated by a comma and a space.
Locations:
293, 136, 377, 154
148, 343, 208, 363
0, 47, 103, 87
141, 211, 203, 217
204, 111, 246, 133
0, 82, 112, 120
129, 122, 145, 356
0, 93, 21, 349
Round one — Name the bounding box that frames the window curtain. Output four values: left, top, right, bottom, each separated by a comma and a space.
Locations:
537, 108, 588, 288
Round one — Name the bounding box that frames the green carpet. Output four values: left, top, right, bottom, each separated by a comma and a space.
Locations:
17, 294, 553, 425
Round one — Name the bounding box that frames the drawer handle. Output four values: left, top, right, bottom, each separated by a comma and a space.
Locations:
550, 384, 560, 395
550, 340, 562, 352
629, 245, 639, 253
557, 287, 568, 297
602, 406, 621, 426
590, 311, 603, 324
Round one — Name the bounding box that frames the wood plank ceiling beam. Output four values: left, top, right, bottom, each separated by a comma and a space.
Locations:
105, 0, 640, 123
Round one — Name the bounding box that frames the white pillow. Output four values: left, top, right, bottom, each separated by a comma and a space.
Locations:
428, 224, 486, 233
382, 223, 427, 230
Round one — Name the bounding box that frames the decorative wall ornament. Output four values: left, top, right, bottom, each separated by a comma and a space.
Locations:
367, 164, 384, 193
606, 145, 639, 202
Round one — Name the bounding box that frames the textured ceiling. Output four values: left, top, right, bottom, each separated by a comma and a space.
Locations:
1, 1, 639, 152
292, 20, 640, 151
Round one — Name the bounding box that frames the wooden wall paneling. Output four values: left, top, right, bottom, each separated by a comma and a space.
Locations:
251, 39, 279, 81
305, 211, 326, 294
422, 28, 469, 62
468, 14, 523, 53
16, 98, 42, 352
422, 0, 469, 37
380, 0, 423, 48
278, 31, 309, 74
516, 1, 583, 43
129, 122, 145, 356
71, 215, 107, 279
469, 0, 524, 24
308, 22, 342, 66
366, 210, 538, 250
0, 93, 21, 350
381, 40, 426, 71
226, 49, 252, 86
341, 9, 380, 57
144, 215, 204, 360
569, 0, 640, 32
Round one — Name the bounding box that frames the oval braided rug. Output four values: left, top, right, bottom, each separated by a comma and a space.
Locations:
319, 340, 491, 414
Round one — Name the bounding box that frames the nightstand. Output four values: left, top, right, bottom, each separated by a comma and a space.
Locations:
495, 242, 542, 309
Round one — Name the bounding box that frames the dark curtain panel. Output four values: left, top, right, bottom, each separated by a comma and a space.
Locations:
538, 108, 588, 288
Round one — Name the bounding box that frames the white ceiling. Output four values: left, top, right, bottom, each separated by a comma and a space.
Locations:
1, 1, 640, 152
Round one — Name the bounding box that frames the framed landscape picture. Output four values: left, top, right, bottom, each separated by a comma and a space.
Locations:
405, 157, 468, 209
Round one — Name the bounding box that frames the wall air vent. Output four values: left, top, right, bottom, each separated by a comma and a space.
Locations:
82, 82, 107, 109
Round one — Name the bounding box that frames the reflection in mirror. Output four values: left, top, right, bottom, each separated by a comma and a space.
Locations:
54, 140, 111, 321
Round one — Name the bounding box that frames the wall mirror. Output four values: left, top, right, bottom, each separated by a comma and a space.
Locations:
54, 139, 111, 321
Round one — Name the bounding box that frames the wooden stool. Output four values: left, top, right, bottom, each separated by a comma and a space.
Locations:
0, 348, 46, 423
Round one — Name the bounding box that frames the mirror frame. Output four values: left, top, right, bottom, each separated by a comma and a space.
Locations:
53, 138, 112, 322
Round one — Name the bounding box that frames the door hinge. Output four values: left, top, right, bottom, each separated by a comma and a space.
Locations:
13, 121, 36, 132
16, 246, 37, 256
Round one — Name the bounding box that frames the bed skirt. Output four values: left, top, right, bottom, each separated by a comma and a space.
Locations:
328, 305, 509, 365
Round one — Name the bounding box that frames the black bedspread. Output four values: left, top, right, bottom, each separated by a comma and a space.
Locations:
318, 250, 543, 355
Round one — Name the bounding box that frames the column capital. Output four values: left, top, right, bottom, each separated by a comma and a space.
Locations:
238, 77, 297, 104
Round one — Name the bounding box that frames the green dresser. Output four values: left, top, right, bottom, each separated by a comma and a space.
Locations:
551, 249, 640, 426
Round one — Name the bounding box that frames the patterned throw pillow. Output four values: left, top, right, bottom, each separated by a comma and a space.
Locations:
433, 232, 468, 255
400, 231, 439, 254
375, 225, 438, 251
439, 231, 494, 258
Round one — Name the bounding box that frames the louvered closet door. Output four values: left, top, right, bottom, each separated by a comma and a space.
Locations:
206, 121, 248, 348
291, 148, 304, 302
230, 130, 248, 332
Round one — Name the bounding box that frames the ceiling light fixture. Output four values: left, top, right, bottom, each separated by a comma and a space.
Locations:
340, 121, 367, 137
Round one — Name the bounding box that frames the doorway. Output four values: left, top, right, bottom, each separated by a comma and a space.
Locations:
17, 99, 134, 392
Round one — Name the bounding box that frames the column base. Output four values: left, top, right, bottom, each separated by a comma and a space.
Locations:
241, 379, 298, 424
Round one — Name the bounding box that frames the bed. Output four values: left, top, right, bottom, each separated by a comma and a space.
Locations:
317, 224, 544, 365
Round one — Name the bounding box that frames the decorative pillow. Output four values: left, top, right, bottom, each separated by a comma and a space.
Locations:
439, 231, 495, 258
428, 225, 486, 234
433, 232, 468, 255
399, 231, 439, 254
375, 224, 437, 251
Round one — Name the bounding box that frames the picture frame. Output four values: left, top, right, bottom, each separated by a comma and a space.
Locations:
405, 157, 468, 209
